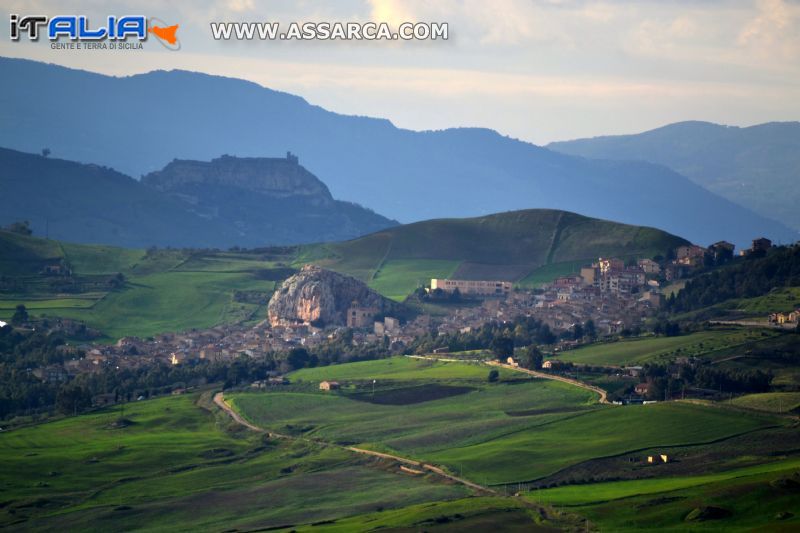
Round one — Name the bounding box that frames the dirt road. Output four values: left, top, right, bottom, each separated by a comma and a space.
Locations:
212, 392, 496, 494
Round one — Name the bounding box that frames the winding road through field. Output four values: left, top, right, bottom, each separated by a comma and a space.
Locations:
485, 361, 609, 404
212, 392, 497, 495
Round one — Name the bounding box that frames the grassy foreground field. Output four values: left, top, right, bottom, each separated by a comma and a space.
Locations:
527, 459, 800, 531
0, 231, 290, 339
728, 392, 800, 413
233, 358, 778, 487
288, 356, 516, 381
0, 392, 471, 531
555, 328, 776, 366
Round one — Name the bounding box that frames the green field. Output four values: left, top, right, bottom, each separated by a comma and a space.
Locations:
528, 459, 800, 531
18, 270, 273, 339
555, 328, 775, 366
0, 210, 687, 338
528, 457, 800, 506
728, 392, 800, 413
233, 359, 776, 487
424, 402, 772, 484
369, 259, 460, 301
0, 393, 470, 531
289, 356, 515, 382
518, 260, 587, 288
303, 209, 685, 290
726, 287, 800, 315
0, 231, 289, 339
61, 242, 145, 274
294, 496, 554, 532
0, 297, 100, 310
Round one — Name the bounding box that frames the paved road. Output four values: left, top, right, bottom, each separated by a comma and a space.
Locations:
213, 392, 496, 494
406, 355, 609, 404
486, 361, 609, 404
710, 320, 795, 330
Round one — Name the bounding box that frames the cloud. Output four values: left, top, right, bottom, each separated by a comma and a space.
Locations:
738, 0, 800, 60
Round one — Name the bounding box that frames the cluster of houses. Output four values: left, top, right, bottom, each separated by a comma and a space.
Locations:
21, 238, 781, 396
769, 310, 800, 326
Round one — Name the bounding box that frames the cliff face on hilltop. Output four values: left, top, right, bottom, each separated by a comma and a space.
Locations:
139, 154, 397, 245
268, 265, 395, 327
142, 153, 332, 203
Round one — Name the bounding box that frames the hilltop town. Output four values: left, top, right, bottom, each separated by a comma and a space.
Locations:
18, 236, 794, 403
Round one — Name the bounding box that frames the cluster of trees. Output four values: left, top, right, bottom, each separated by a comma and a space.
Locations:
0, 323, 404, 420
406, 316, 559, 357
636, 361, 772, 401
666, 245, 800, 313
0, 324, 287, 420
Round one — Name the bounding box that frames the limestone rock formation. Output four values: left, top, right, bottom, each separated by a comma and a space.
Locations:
268, 265, 395, 327
142, 152, 332, 202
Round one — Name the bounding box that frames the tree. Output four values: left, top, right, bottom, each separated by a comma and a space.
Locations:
487, 369, 499, 382
584, 319, 596, 340
11, 304, 28, 325
521, 345, 543, 370
55, 385, 91, 415
42, 147, 51, 158
109, 272, 126, 289
490, 336, 514, 359
286, 347, 313, 370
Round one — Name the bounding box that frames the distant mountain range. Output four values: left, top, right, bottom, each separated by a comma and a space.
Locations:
549, 121, 800, 233
0, 57, 797, 248
0, 147, 395, 248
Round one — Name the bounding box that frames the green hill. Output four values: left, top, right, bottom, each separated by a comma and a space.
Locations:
302, 209, 689, 299
0, 229, 291, 339
0, 209, 688, 337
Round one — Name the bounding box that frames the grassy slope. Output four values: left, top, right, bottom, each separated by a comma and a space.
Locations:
234, 359, 775, 486
288, 356, 516, 381
0, 230, 64, 276
527, 457, 800, 506
303, 209, 687, 294
728, 392, 800, 413
533, 460, 800, 531
370, 259, 461, 301
0, 231, 282, 339
425, 402, 773, 484
554, 328, 777, 366
0, 209, 687, 335
0, 393, 467, 531
293, 496, 548, 532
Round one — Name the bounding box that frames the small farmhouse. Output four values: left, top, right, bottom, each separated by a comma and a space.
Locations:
319, 380, 340, 391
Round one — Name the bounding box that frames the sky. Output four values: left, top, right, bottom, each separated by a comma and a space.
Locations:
2, 0, 799, 145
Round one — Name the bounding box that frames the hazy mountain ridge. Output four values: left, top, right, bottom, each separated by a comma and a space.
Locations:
0, 57, 796, 248
548, 121, 800, 232
0, 147, 396, 248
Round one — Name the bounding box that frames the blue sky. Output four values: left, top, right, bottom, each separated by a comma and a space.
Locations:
2, 0, 799, 144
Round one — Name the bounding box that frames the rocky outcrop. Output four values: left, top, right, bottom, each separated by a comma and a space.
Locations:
138, 153, 397, 245
142, 152, 332, 203
268, 265, 395, 327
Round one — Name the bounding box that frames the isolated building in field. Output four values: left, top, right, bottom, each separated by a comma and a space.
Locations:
319, 380, 340, 391
430, 278, 512, 296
